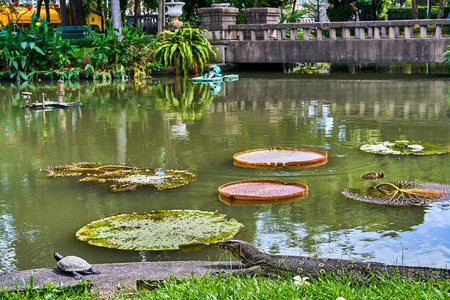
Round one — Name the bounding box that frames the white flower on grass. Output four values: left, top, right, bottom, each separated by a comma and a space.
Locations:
293, 275, 310, 286
336, 297, 346, 300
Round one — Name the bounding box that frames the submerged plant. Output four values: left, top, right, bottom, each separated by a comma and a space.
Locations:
342, 181, 450, 206
76, 210, 243, 250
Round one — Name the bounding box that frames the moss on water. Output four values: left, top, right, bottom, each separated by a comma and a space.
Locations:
76, 210, 243, 250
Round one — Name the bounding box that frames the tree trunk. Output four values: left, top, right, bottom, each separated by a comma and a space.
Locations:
372, 0, 377, 20
134, 0, 140, 28
59, 0, 69, 26
253, 0, 258, 7
111, 0, 121, 33
70, 0, 86, 26
437, 0, 447, 18
158, 0, 165, 33
411, 0, 418, 19
44, 0, 51, 23
36, 0, 43, 18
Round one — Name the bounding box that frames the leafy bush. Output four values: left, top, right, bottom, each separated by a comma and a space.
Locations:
151, 24, 218, 76
443, 46, 450, 66
387, 6, 450, 20
327, 4, 355, 22
0, 13, 75, 80
85, 23, 155, 80
354, 0, 390, 20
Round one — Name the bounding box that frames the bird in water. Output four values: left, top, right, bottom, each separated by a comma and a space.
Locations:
403, 143, 424, 152
361, 171, 385, 180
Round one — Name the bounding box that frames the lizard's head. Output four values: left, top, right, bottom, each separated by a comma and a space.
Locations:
215, 239, 263, 266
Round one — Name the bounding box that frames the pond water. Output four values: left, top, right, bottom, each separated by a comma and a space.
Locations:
0, 73, 449, 272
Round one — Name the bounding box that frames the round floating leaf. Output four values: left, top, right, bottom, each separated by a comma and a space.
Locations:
219, 179, 308, 200
40, 162, 137, 177
79, 169, 195, 192
342, 181, 450, 206
360, 141, 449, 155
76, 210, 243, 250
233, 147, 327, 169
219, 194, 308, 206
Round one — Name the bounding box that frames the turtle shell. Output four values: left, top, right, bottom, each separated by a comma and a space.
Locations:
57, 256, 92, 272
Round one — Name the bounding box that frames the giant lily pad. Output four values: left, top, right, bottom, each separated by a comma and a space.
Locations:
233, 147, 327, 169
76, 210, 243, 250
79, 169, 195, 192
360, 141, 449, 155
40, 163, 195, 192
219, 179, 308, 200
342, 181, 450, 206
40, 163, 137, 177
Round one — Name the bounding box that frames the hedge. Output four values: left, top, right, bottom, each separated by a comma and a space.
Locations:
387, 6, 450, 20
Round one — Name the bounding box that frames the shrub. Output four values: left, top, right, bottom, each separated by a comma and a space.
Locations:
0, 13, 75, 80
151, 24, 218, 76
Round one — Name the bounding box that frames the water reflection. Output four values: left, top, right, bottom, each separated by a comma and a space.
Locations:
0, 76, 449, 272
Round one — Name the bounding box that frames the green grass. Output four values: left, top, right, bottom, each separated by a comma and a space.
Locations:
1, 272, 449, 299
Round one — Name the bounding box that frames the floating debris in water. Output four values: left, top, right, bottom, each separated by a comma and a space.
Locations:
342, 181, 450, 206
76, 210, 243, 250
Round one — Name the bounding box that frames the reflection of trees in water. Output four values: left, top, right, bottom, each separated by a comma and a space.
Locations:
250, 199, 426, 260
154, 78, 217, 124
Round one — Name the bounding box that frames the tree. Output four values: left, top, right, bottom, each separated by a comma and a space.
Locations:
70, 0, 87, 25
59, 0, 69, 26
36, 0, 51, 22
111, 0, 122, 33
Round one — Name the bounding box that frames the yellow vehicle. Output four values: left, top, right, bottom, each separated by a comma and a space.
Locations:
0, 4, 102, 31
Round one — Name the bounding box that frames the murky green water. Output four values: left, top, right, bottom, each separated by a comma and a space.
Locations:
0, 73, 449, 272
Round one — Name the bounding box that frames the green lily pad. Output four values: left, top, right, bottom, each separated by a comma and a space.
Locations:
79, 169, 195, 192
360, 140, 449, 155
76, 210, 243, 250
40, 163, 137, 177
40, 163, 195, 192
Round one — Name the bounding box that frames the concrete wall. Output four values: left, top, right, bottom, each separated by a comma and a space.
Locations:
225, 38, 450, 63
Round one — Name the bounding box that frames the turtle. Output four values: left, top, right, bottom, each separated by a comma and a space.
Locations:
54, 252, 100, 279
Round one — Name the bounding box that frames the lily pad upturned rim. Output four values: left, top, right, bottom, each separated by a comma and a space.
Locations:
218, 179, 308, 201
219, 193, 308, 206
233, 147, 328, 168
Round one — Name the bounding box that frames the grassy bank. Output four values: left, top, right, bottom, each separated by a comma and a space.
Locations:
2, 272, 450, 299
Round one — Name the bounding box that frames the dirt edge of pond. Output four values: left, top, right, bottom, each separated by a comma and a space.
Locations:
0, 261, 244, 298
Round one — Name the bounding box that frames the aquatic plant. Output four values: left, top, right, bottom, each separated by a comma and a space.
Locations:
76, 210, 243, 250
342, 181, 450, 206
233, 147, 327, 169
219, 179, 308, 201
40, 163, 195, 192
80, 169, 195, 192
40, 162, 136, 177
360, 140, 449, 155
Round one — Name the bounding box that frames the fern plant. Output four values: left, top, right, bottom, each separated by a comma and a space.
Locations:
151, 24, 218, 76
443, 45, 450, 66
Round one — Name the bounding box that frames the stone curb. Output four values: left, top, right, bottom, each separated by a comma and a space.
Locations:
0, 261, 243, 297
